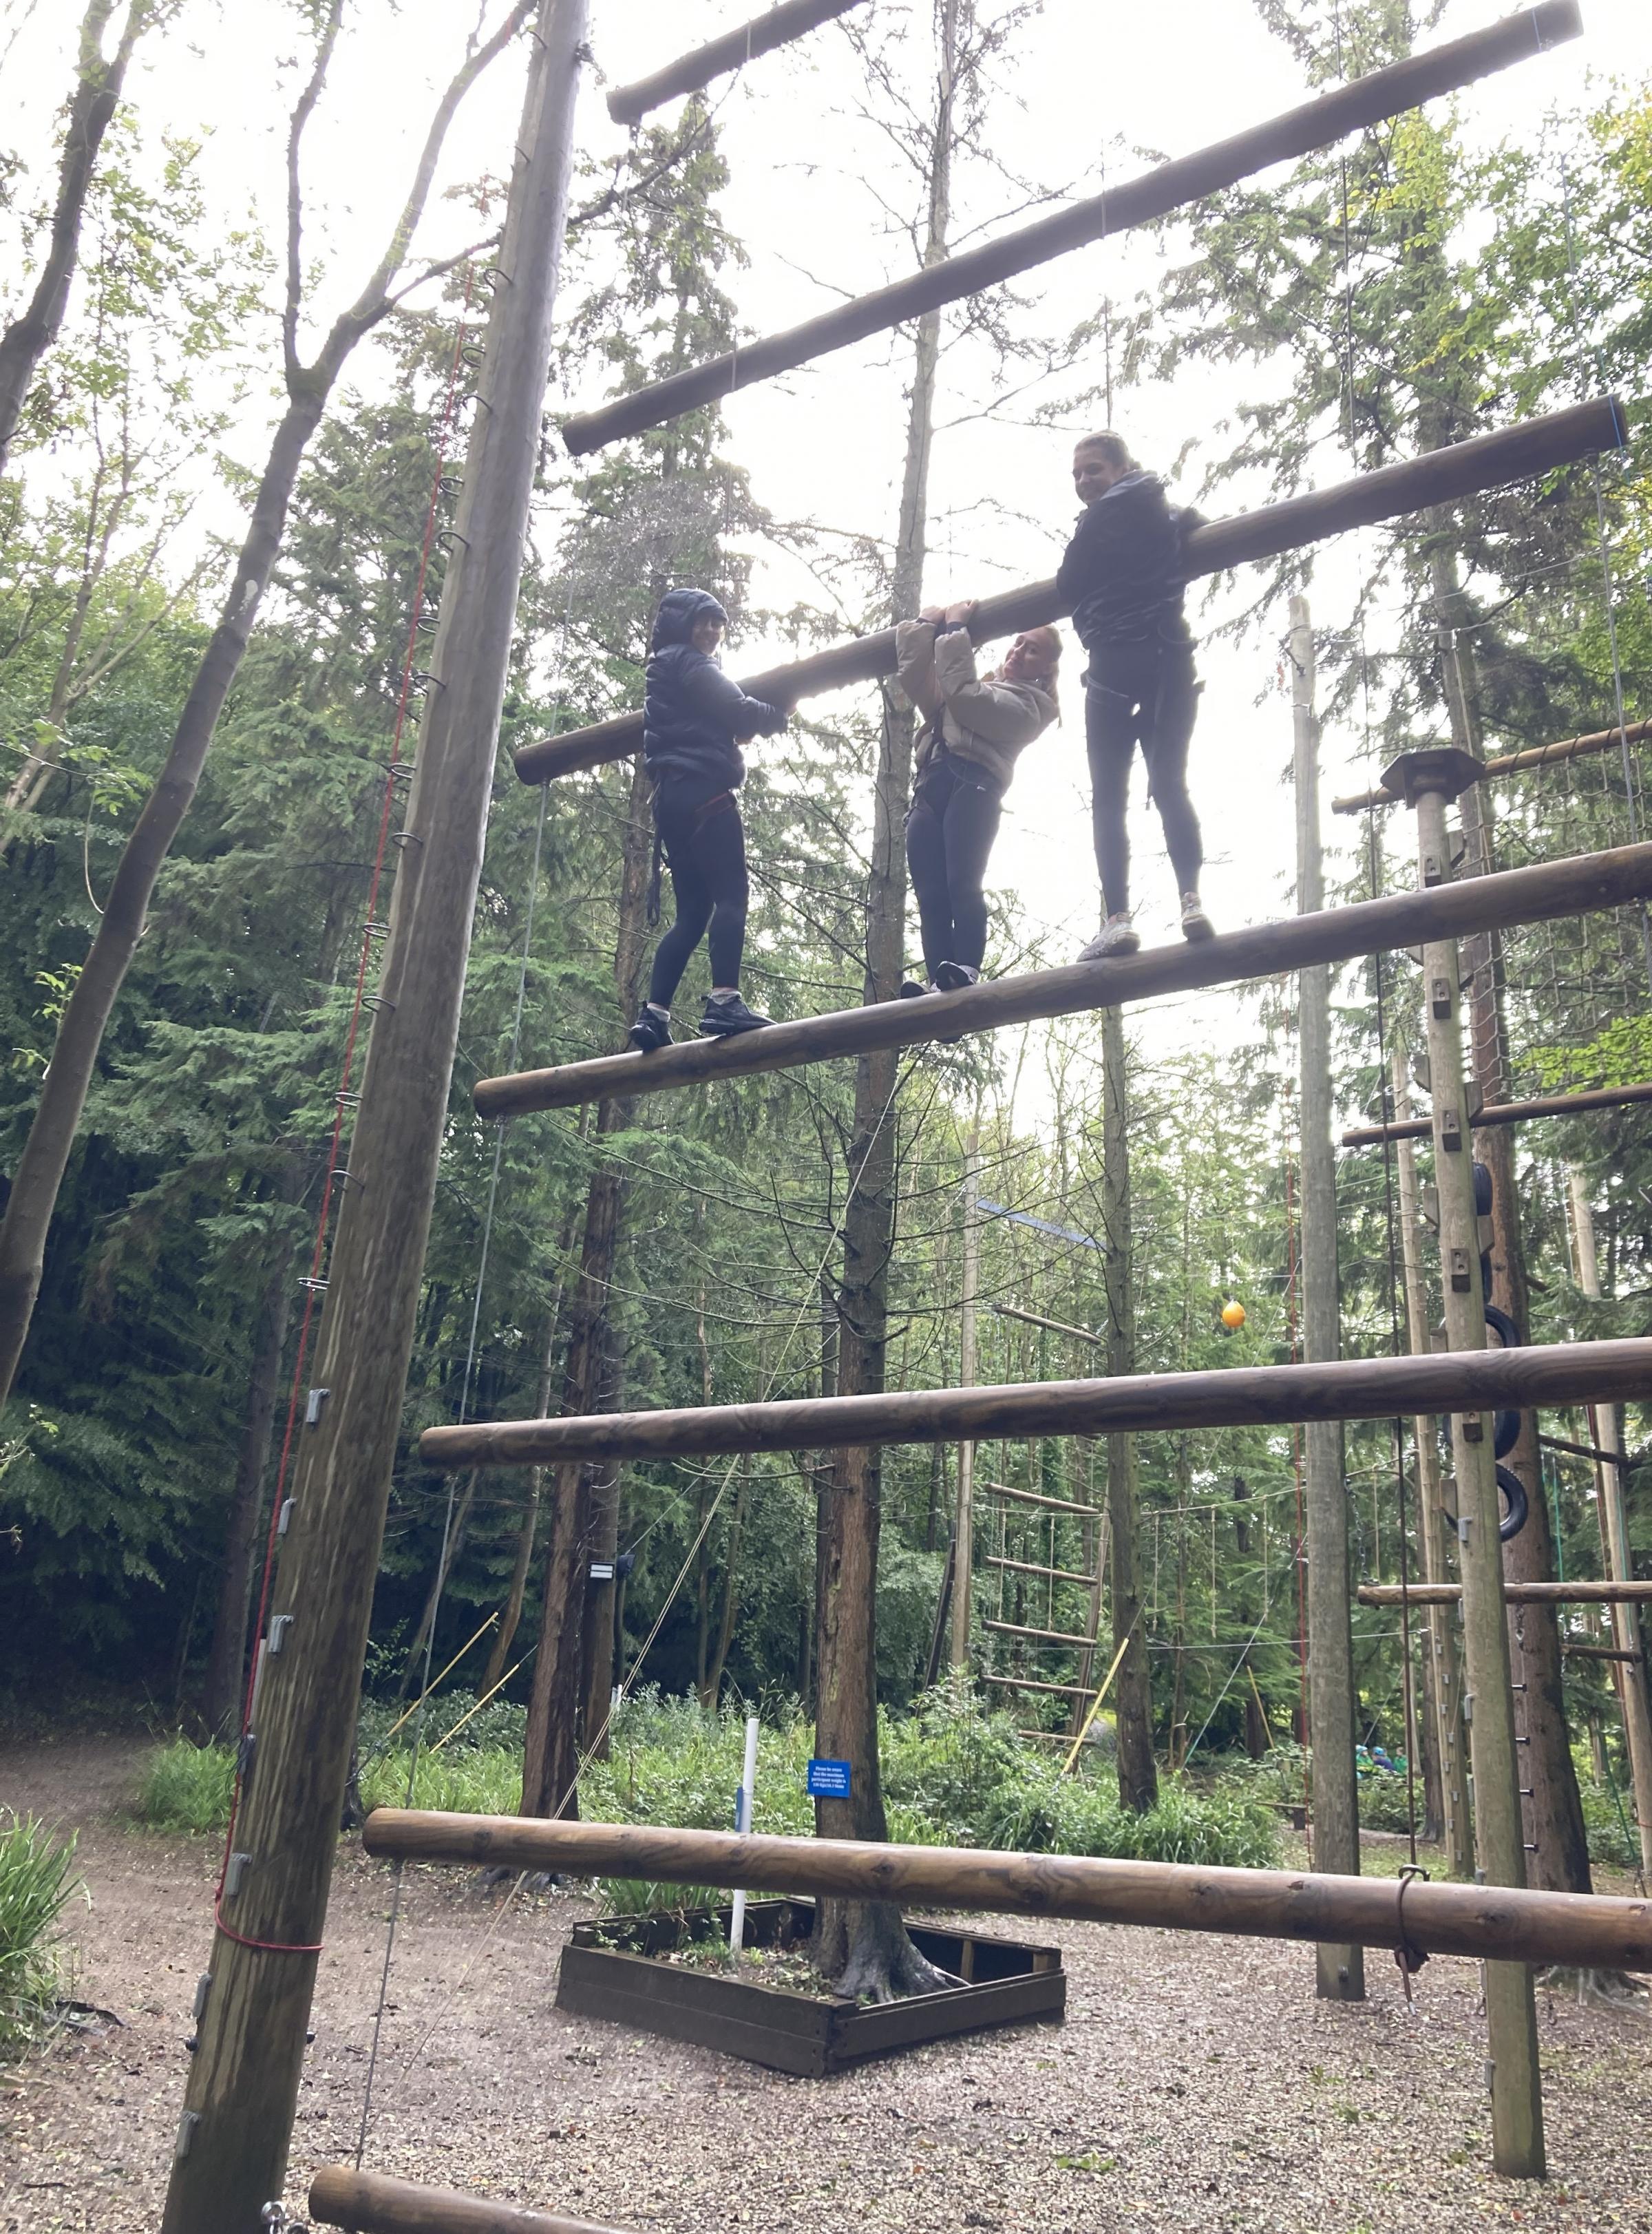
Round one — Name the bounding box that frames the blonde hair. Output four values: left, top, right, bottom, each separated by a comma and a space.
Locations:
1073, 429, 1136, 473
993, 624, 1063, 709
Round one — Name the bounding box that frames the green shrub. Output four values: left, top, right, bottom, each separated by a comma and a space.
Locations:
0, 1813, 81, 2056
358, 1745, 522, 1817
1578, 1775, 1639, 1869
134, 1736, 236, 1834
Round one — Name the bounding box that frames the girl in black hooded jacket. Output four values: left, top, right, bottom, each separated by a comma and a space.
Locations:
628, 589, 788, 1051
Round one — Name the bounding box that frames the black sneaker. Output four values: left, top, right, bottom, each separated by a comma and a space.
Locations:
898, 977, 935, 1000
933, 960, 980, 993
627, 1007, 673, 1053
700, 991, 772, 1037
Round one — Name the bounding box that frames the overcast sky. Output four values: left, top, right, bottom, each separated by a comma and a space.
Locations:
6, 0, 1649, 1124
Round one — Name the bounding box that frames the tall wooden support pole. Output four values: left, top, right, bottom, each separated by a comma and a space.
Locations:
1101, 1007, 1158, 1810
950, 1125, 979, 1672
1391, 1050, 1474, 1878
160, 14, 588, 2226
1436, 556, 1589, 1893
1293, 599, 1364, 1998
1389, 748, 1543, 2179
1567, 1171, 1652, 1878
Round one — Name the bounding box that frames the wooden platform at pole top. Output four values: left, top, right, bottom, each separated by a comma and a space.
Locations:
1341, 1077, 1652, 1147
564, 2, 1581, 452
604, 0, 867, 128
310, 2164, 633, 2234
419, 1335, 1652, 1471
474, 842, 1652, 1116
1359, 1579, 1652, 1607
359, 1813, 1652, 1972
518, 397, 1624, 782
1333, 715, 1652, 814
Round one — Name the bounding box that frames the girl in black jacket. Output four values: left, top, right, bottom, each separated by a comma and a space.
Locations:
1055, 430, 1213, 960
628, 589, 788, 1051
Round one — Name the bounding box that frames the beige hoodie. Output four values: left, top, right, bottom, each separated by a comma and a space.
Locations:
896, 619, 1057, 792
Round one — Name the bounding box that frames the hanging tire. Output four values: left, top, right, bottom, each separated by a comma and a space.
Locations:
1496, 1464, 1528, 1542
1483, 1301, 1520, 1351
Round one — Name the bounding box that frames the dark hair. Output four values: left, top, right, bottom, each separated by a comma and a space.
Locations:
1073, 430, 1135, 472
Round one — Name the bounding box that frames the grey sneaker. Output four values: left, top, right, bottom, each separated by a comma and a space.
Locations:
1180, 891, 1214, 942
1077, 912, 1140, 962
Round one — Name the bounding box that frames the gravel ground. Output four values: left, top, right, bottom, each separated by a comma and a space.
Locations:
2, 1730, 1649, 2233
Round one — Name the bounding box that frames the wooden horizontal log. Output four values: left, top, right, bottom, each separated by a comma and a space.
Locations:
987, 1555, 1098, 1586
564, 3, 1580, 452
1332, 716, 1652, 814
474, 839, 1652, 1116
1561, 1643, 1644, 1663
518, 394, 1623, 781
309, 2165, 631, 2234
1358, 1580, 1652, 1606
1540, 1431, 1630, 1469
1341, 1077, 1652, 1147
985, 1618, 1096, 1648
360, 1811, 1652, 1971
982, 1481, 1097, 1516
984, 1673, 1095, 1698
995, 1303, 1103, 1347
605, 0, 866, 126
420, 1336, 1652, 1471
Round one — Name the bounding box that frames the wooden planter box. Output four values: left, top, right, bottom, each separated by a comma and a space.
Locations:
557, 1897, 1065, 2078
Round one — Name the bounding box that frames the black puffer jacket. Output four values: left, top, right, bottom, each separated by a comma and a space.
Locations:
642, 589, 786, 798
1055, 471, 1203, 653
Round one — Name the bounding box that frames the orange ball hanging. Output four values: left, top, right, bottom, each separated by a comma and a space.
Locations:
1221, 1300, 1247, 1330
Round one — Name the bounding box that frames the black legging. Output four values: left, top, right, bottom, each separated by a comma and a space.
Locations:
905, 752, 1004, 976
1085, 633, 1203, 916
647, 784, 748, 1008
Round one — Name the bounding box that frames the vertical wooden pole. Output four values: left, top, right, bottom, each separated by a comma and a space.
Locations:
1567, 1170, 1652, 1878
1399, 752, 1544, 2178
1101, 1004, 1157, 1809
160, 14, 588, 2226
1292, 596, 1364, 1999
1390, 1048, 1474, 1879
950, 1122, 979, 1669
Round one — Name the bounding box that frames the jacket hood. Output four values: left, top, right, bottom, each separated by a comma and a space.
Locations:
651, 587, 728, 652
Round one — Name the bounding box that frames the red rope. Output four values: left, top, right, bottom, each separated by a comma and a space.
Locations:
212, 273, 478, 1954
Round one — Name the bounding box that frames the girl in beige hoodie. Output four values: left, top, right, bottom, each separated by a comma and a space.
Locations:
896, 599, 1060, 992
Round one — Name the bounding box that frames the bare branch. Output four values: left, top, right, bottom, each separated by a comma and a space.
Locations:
284, 0, 344, 390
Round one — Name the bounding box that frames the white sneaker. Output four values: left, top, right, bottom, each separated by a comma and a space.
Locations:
1180, 891, 1214, 942
1077, 912, 1140, 962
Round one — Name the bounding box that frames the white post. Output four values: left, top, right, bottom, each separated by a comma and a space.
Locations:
729, 1711, 761, 1953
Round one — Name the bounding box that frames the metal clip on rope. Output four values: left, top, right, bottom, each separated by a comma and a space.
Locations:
1393, 1863, 1431, 2003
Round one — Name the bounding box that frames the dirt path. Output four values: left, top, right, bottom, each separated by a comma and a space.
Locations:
3, 1732, 1649, 2233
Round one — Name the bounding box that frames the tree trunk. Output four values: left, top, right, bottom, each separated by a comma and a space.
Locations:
397, 1472, 478, 1696
1569, 1174, 1652, 1881
198, 1245, 296, 1740
523, 746, 653, 1795
160, 14, 583, 2220
1391, 1052, 1474, 1878
0, 1, 150, 471
1100, 1006, 1157, 1809
480, 1297, 568, 1696
0, 386, 326, 1404
811, 0, 958, 2001
701, 1452, 750, 1709
1432, 545, 1591, 1895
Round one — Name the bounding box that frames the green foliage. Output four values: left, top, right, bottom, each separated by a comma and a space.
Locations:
0, 1814, 81, 2056
133, 1735, 237, 1834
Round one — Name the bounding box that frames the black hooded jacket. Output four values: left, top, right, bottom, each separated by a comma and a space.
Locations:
642, 589, 786, 801
1055, 470, 1203, 655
